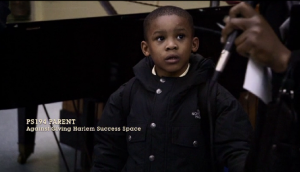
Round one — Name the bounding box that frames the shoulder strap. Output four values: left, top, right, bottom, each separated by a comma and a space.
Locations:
122, 77, 138, 116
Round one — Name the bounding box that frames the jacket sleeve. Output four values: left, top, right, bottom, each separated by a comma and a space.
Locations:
214, 83, 253, 172
91, 84, 128, 172
271, 50, 300, 100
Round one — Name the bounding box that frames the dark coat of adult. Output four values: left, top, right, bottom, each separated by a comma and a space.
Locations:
244, 2, 300, 172
92, 54, 253, 172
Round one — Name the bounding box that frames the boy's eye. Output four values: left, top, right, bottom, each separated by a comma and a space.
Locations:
156, 36, 165, 41
177, 34, 185, 39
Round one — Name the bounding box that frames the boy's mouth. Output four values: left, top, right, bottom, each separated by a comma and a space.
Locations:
164, 55, 180, 64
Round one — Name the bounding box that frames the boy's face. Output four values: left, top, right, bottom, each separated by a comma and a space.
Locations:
141, 14, 199, 77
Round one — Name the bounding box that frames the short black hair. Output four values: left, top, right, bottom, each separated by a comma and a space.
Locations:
143, 5, 194, 41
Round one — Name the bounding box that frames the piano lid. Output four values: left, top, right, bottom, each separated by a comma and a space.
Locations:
0, 6, 246, 109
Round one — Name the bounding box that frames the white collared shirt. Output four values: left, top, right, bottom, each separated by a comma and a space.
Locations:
152, 63, 190, 77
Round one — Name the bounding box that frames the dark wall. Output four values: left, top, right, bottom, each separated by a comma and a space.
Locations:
0, 6, 247, 109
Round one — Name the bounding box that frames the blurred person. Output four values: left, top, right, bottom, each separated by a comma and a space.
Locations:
222, 2, 300, 172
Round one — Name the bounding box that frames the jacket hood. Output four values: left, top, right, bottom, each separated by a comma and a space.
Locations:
133, 53, 215, 92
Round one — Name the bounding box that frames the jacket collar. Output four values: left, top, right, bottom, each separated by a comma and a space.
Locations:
133, 53, 215, 92
152, 63, 190, 77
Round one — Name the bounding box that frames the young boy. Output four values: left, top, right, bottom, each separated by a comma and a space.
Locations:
92, 6, 252, 172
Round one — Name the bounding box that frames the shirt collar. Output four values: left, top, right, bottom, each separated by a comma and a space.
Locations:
152, 63, 190, 77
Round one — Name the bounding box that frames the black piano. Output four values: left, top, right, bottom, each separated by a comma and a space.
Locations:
0, 5, 247, 171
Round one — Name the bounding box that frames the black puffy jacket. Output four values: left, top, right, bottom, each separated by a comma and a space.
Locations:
92, 54, 253, 172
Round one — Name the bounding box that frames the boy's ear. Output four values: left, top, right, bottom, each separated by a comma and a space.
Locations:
191, 37, 199, 53
141, 41, 150, 57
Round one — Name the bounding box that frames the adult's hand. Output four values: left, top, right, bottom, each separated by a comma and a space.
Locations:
221, 2, 291, 73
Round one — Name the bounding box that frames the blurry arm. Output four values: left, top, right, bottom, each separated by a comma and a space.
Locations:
221, 2, 291, 73
214, 84, 253, 172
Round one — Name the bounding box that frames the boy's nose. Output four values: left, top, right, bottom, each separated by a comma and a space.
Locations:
166, 40, 178, 50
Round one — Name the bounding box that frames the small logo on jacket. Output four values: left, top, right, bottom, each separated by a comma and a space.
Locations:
191, 109, 201, 119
